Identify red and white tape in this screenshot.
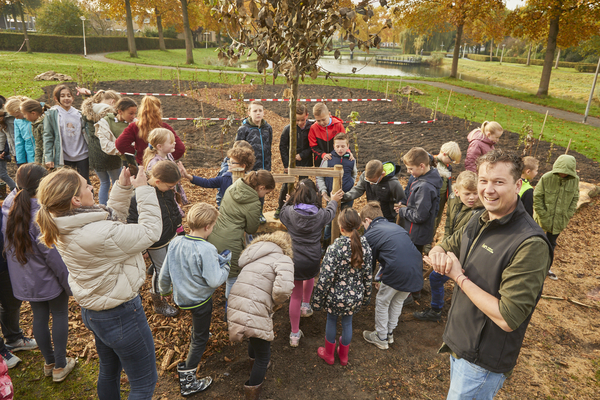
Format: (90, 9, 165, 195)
(162, 118, 437, 124)
(94, 91, 188, 97)
(232, 98, 391, 102)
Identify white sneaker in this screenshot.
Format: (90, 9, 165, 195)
(289, 330, 304, 347)
(363, 330, 389, 350)
(0, 348, 21, 368)
(387, 333, 394, 344)
(5, 337, 37, 352)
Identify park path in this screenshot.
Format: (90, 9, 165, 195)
(86, 53, 600, 128)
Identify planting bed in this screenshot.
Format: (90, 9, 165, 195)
(16, 80, 600, 399)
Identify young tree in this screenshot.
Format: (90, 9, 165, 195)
(36, 0, 85, 36)
(507, 0, 600, 97)
(180, 0, 194, 64)
(125, 0, 137, 57)
(210, 0, 389, 174)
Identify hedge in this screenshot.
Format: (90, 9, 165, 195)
(466, 53, 597, 71)
(0, 32, 185, 54)
(575, 64, 599, 73)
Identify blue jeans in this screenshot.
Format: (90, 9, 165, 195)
(325, 313, 353, 346)
(96, 167, 122, 205)
(81, 295, 157, 400)
(225, 276, 238, 299)
(447, 355, 507, 400)
(0, 160, 15, 190)
(430, 271, 450, 310)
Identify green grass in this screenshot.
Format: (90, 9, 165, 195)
(105, 48, 257, 71)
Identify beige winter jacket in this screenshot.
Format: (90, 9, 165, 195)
(54, 184, 162, 311)
(228, 232, 295, 342)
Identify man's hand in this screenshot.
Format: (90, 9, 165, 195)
(424, 250, 463, 281)
(322, 153, 332, 161)
(295, 154, 302, 161)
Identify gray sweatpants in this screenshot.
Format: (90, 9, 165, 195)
(375, 282, 410, 338)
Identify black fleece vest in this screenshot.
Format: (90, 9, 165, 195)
(365, 180, 395, 222)
(442, 201, 552, 373)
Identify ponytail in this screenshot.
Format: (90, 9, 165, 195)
(243, 170, 276, 191)
(338, 208, 364, 269)
(5, 164, 48, 264)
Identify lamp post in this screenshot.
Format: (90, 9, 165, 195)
(204, 32, 209, 49)
(463, 42, 467, 58)
(80, 16, 87, 57)
(500, 44, 506, 63)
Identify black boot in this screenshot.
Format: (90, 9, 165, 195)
(177, 362, 212, 396)
(244, 380, 263, 400)
(150, 293, 180, 317)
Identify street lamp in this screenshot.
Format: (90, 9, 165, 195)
(463, 42, 467, 58)
(500, 44, 506, 63)
(204, 32, 209, 49)
(80, 16, 87, 57)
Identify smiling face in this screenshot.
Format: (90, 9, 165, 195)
(118, 106, 137, 124)
(477, 161, 521, 220)
(249, 104, 264, 125)
(333, 138, 348, 157)
(58, 88, 74, 109)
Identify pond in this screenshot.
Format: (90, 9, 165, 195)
(316, 55, 451, 78)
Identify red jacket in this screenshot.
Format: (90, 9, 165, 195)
(308, 116, 345, 165)
(0, 358, 13, 400)
(115, 122, 185, 165)
(465, 128, 495, 172)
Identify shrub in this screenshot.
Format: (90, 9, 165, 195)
(36, 0, 86, 36)
(425, 53, 444, 67)
(583, 55, 599, 64)
(575, 64, 598, 72)
(565, 52, 583, 63)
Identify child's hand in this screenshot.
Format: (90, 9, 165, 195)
(322, 153, 332, 161)
(131, 168, 147, 188)
(285, 194, 290, 202)
(45, 161, 54, 169)
(177, 161, 193, 181)
(322, 191, 330, 202)
(295, 154, 302, 161)
(348, 152, 355, 161)
(394, 203, 406, 213)
(0, 152, 4, 160)
(76, 87, 92, 96)
(118, 166, 132, 186)
(331, 189, 344, 203)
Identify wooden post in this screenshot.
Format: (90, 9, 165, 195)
(444, 89, 453, 114)
(565, 138, 572, 154)
(385, 82, 389, 100)
(330, 165, 343, 241)
(231, 167, 245, 182)
(433, 96, 439, 120)
(534, 110, 549, 157)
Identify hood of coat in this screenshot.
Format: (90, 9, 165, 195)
(467, 128, 494, 146)
(81, 98, 115, 123)
(239, 231, 293, 267)
(551, 155, 577, 178)
(311, 115, 344, 135)
(228, 178, 260, 205)
(54, 208, 111, 236)
(416, 167, 443, 191)
(242, 117, 267, 128)
(381, 162, 401, 182)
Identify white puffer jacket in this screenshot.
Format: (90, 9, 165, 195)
(54, 183, 162, 311)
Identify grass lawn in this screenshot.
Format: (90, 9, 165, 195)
(1, 51, 598, 162)
(105, 48, 256, 71)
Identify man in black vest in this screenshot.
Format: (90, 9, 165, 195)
(426, 150, 552, 399)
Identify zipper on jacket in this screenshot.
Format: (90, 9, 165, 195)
(259, 126, 265, 170)
(473, 319, 487, 364)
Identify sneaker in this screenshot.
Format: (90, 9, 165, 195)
(387, 333, 394, 344)
(273, 208, 281, 219)
(6, 337, 38, 352)
(363, 330, 389, 350)
(53, 357, 77, 382)
(300, 303, 313, 317)
(548, 269, 558, 280)
(44, 363, 55, 377)
(0, 348, 21, 368)
(403, 294, 414, 306)
(289, 330, 304, 347)
(413, 307, 442, 322)
(259, 215, 267, 224)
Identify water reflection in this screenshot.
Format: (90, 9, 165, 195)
(316, 55, 450, 78)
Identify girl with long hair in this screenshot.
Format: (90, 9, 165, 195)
(20, 99, 51, 165)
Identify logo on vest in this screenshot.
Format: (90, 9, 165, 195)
(482, 243, 494, 254)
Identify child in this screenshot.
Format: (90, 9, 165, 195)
(227, 231, 294, 399)
(464, 121, 503, 172)
(208, 170, 276, 314)
(116, 96, 185, 165)
(81, 90, 123, 206)
(235, 101, 273, 171)
(214, 140, 254, 205)
(279, 179, 343, 347)
(43, 85, 90, 182)
(158, 203, 231, 396)
(178, 145, 255, 208)
(342, 159, 405, 223)
(433, 141, 462, 233)
(520, 156, 539, 217)
(275, 103, 314, 218)
(2, 164, 75, 382)
(20, 99, 51, 165)
(359, 202, 423, 349)
(0, 109, 16, 191)
(308, 102, 346, 166)
(397, 147, 442, 254)
(127, 160, 182, 317)
(533, 154, 579, 280)
(316, 133, 357, 203)
(5, 97, 33, 166)
(413, 171, 483, 322)
(312, 208, 373, 366)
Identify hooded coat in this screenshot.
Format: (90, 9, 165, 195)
(398, 168, 442, 246)
(465, 128, 495, 172)
(208, 178, 262, 278)
(279, 200, 337, 280)
(308, 115, 346, 166)
(81, 99, 122, 172)
(533, 155, 580, 235)
(235, 118, 273, 171)
(227, 233, 295, 342)
(42, 106, 87, 168)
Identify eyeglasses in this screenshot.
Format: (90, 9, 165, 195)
(367, 175, 383, 185)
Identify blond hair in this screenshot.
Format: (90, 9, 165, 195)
(522, 156, 539, 172)
(440, 141, 461, 163)
(136, 96, 163, 142)
(454, 171, 477, 191)
(187, 203, 219, 231)
(248, 101, 263, 112)
(91, 89, 121, 104)
(365, 160, 383, 180)
(5, 97, 29, 116)
(313, 102, 328, 117)
(481, 121, 503, 137)
(143, 128, 175, 168)
(36, 168, 83, 248)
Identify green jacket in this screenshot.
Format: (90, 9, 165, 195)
(208, 178, 262, 278)
(32, 115, 45, 164)
(533, 155, 579, 234)
(43, 107, 87, 167)
(443, 196, 484, 240)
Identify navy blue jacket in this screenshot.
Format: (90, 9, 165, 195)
(191, 172, 232, 208)
(398, 168, 442, 246)
(319, 151, 356, 194)
(235, 118, 273, 171)
(363, 217, 423, 292)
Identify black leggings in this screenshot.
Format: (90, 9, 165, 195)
(29, 290, 70, 368)
(248, 337, 271, 386)
(65, 158, 90, 185)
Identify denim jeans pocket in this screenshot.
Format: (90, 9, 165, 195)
(89, 316, 124, 346)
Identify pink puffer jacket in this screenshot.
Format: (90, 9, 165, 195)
(465, 128, 495, 172)
(0, 358, 14, 400)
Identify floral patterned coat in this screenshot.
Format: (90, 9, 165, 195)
(312, 235, 373, 316)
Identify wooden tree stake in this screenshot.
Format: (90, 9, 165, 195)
(565, 138, 572, 154)
(160, 349, 175, 376)
(385, 82, 389, 100)
(444, 89, 453, 114)
(534, 110, 549, 158)
(231, 167, 245, 182)
(433, 96, 439, 120)
(330, 164, 344, 241)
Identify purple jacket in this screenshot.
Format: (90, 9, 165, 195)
(1, 190, 71, 302)
(465, 128, 495, 172)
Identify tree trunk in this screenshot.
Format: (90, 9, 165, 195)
(450, 24, 463, 78)
(554, 48, 561, 69)
(537, 15, 559, 97)
(16, 3, 31, 53)
(490, 38, 493, 61)
(155, 8, 166, 51)
(287, 77, 299, 193)
(526, 43, 532, 66)
(180, 0, 194, 64)
(125, 0, 137, 57)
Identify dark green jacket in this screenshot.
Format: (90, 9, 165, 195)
(81, 99, 122, 172)
(443, 196, 484, 240)
(533, 155, 579, 234)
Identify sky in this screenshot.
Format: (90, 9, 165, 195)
(505, 0, 527, 10)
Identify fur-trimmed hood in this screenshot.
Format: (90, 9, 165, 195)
(239, 231, 293, 267)
(81, 97, 115, 123)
